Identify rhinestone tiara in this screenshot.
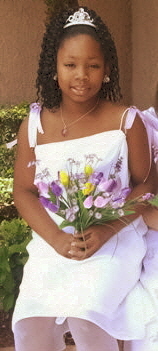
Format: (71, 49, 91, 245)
(64, 8, 96, 29)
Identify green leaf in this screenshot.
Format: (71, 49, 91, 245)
(2, 273, 15, 293)
(15, 256, 28, 266)
(0, 271, 8, 285)
(48, 190, 56, 203)
(0, 247, 11, 273)
(8, 237, 30, 256)
(59, 220, 75, 230)
(0, 286, 5, 298)
(59, 201, 67, 210)
(0, 217, 31, 312)
(149, 195, 158, 207)
(3, 293, 15, 311)
(76, 191, 89, 230)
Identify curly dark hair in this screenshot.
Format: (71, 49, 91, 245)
(36, 6, 122, 109)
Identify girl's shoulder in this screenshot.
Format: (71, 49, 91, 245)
(100, 101, 130, 131)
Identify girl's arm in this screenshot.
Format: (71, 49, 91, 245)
(70, 115, 158, 259)
(143, 208, 158, 230)
(13, 118, 73, 257)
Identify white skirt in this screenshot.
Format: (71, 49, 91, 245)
(12, 216, 158, 340)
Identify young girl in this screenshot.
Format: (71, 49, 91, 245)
(12, 6, 158, 351)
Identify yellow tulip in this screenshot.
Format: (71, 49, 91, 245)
(59, 171, 69, 187)
(84, 165, 93, 176)
(82, 182, 95, 195)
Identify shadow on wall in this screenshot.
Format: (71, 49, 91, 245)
(155, 83, 158, 113)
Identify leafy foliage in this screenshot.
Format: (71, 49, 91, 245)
(0, 102, 29, 145)
(0, 103, 29, 221)
(0, 178, 13, 206)
(0, 218, 32, 312)
(0, 102, 29, 178)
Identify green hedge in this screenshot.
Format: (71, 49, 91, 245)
(0, 103, 29, 221)
(0, 102, 29, 178)
(0, 103, 32, 313)
(0, 218, 32, 311)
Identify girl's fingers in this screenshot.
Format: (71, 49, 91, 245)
(71, 240, 88, 250)
(73, 232, 91, 241)
(69, 248, 87, 260)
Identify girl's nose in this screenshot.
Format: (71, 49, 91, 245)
(75, 66, 89, 81)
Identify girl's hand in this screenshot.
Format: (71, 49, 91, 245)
(68, 225, 115, 260)
(53, 230, 74, 259)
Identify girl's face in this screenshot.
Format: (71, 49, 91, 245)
(57, 34, 106, 103)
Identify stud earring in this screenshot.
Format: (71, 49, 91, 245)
(103, 75, 110, 83)
(53, 73, 58, 81)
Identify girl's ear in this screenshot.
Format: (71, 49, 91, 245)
(104, 64, 110, 77)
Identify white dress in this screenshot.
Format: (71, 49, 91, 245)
(12, 103, 158, 342)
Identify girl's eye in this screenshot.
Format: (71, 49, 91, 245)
(90, 64, 100, 68)
(64, 63, 75, 68)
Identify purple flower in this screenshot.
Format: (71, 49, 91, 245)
(83, 195, 93, 209)
(112, 176, 122, 194)
(94, 196, 110, 208)
(90, 172, 103, 185)
(120, 187, 131, 199)
(98, 178, 117, 192)
(35, 181, 50, 197)
(39, 196, 59, 213)
(66, 208, 76, 222)
(111, 198, 125, 209)
(141, 193, 154, 201)
(50, 181, 63, 196)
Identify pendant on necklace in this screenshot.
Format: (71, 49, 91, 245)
(61, 127, 68, 137)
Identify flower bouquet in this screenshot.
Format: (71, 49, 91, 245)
(31, 154, 158, 234)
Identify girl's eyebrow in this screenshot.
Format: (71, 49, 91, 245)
(64, 55, 102, 60)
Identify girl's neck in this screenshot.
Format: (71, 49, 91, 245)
(61, 96, 100, 121)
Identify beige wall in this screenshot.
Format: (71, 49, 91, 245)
(1, 0, 158, 108)
(0, 0, 46, 104)
(132, 0, 158, 109)
(0, 0, 132, 105)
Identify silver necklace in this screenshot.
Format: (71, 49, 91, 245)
(60, 98, 99, 137)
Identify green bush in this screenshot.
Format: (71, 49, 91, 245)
(0, 218, 32, 312)
(0, 178, 18, 222)
(0, 178, 13, 205)
(0, 102, 29, 178)
(0, 104, 31, 312)
(0, 102, 29, 221)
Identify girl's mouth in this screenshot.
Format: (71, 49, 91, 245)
(71, 86, 90, 95)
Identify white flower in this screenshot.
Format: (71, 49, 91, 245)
(73, 205, 79, 213)
(69, 214, 76, 222)
(60, 210, 66, 215)
(72, 198, 77, 205)
(72, 185, 78, 193)
(89, 210, 94, 217)
(94, 212, 102, 219)
(118, 209, 124, 217)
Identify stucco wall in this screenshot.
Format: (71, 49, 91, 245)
(132, 0, 158, 109)
(1, 1, 158, 108)
(0, 0, 46, 104)
(0, 0, 132, 105)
